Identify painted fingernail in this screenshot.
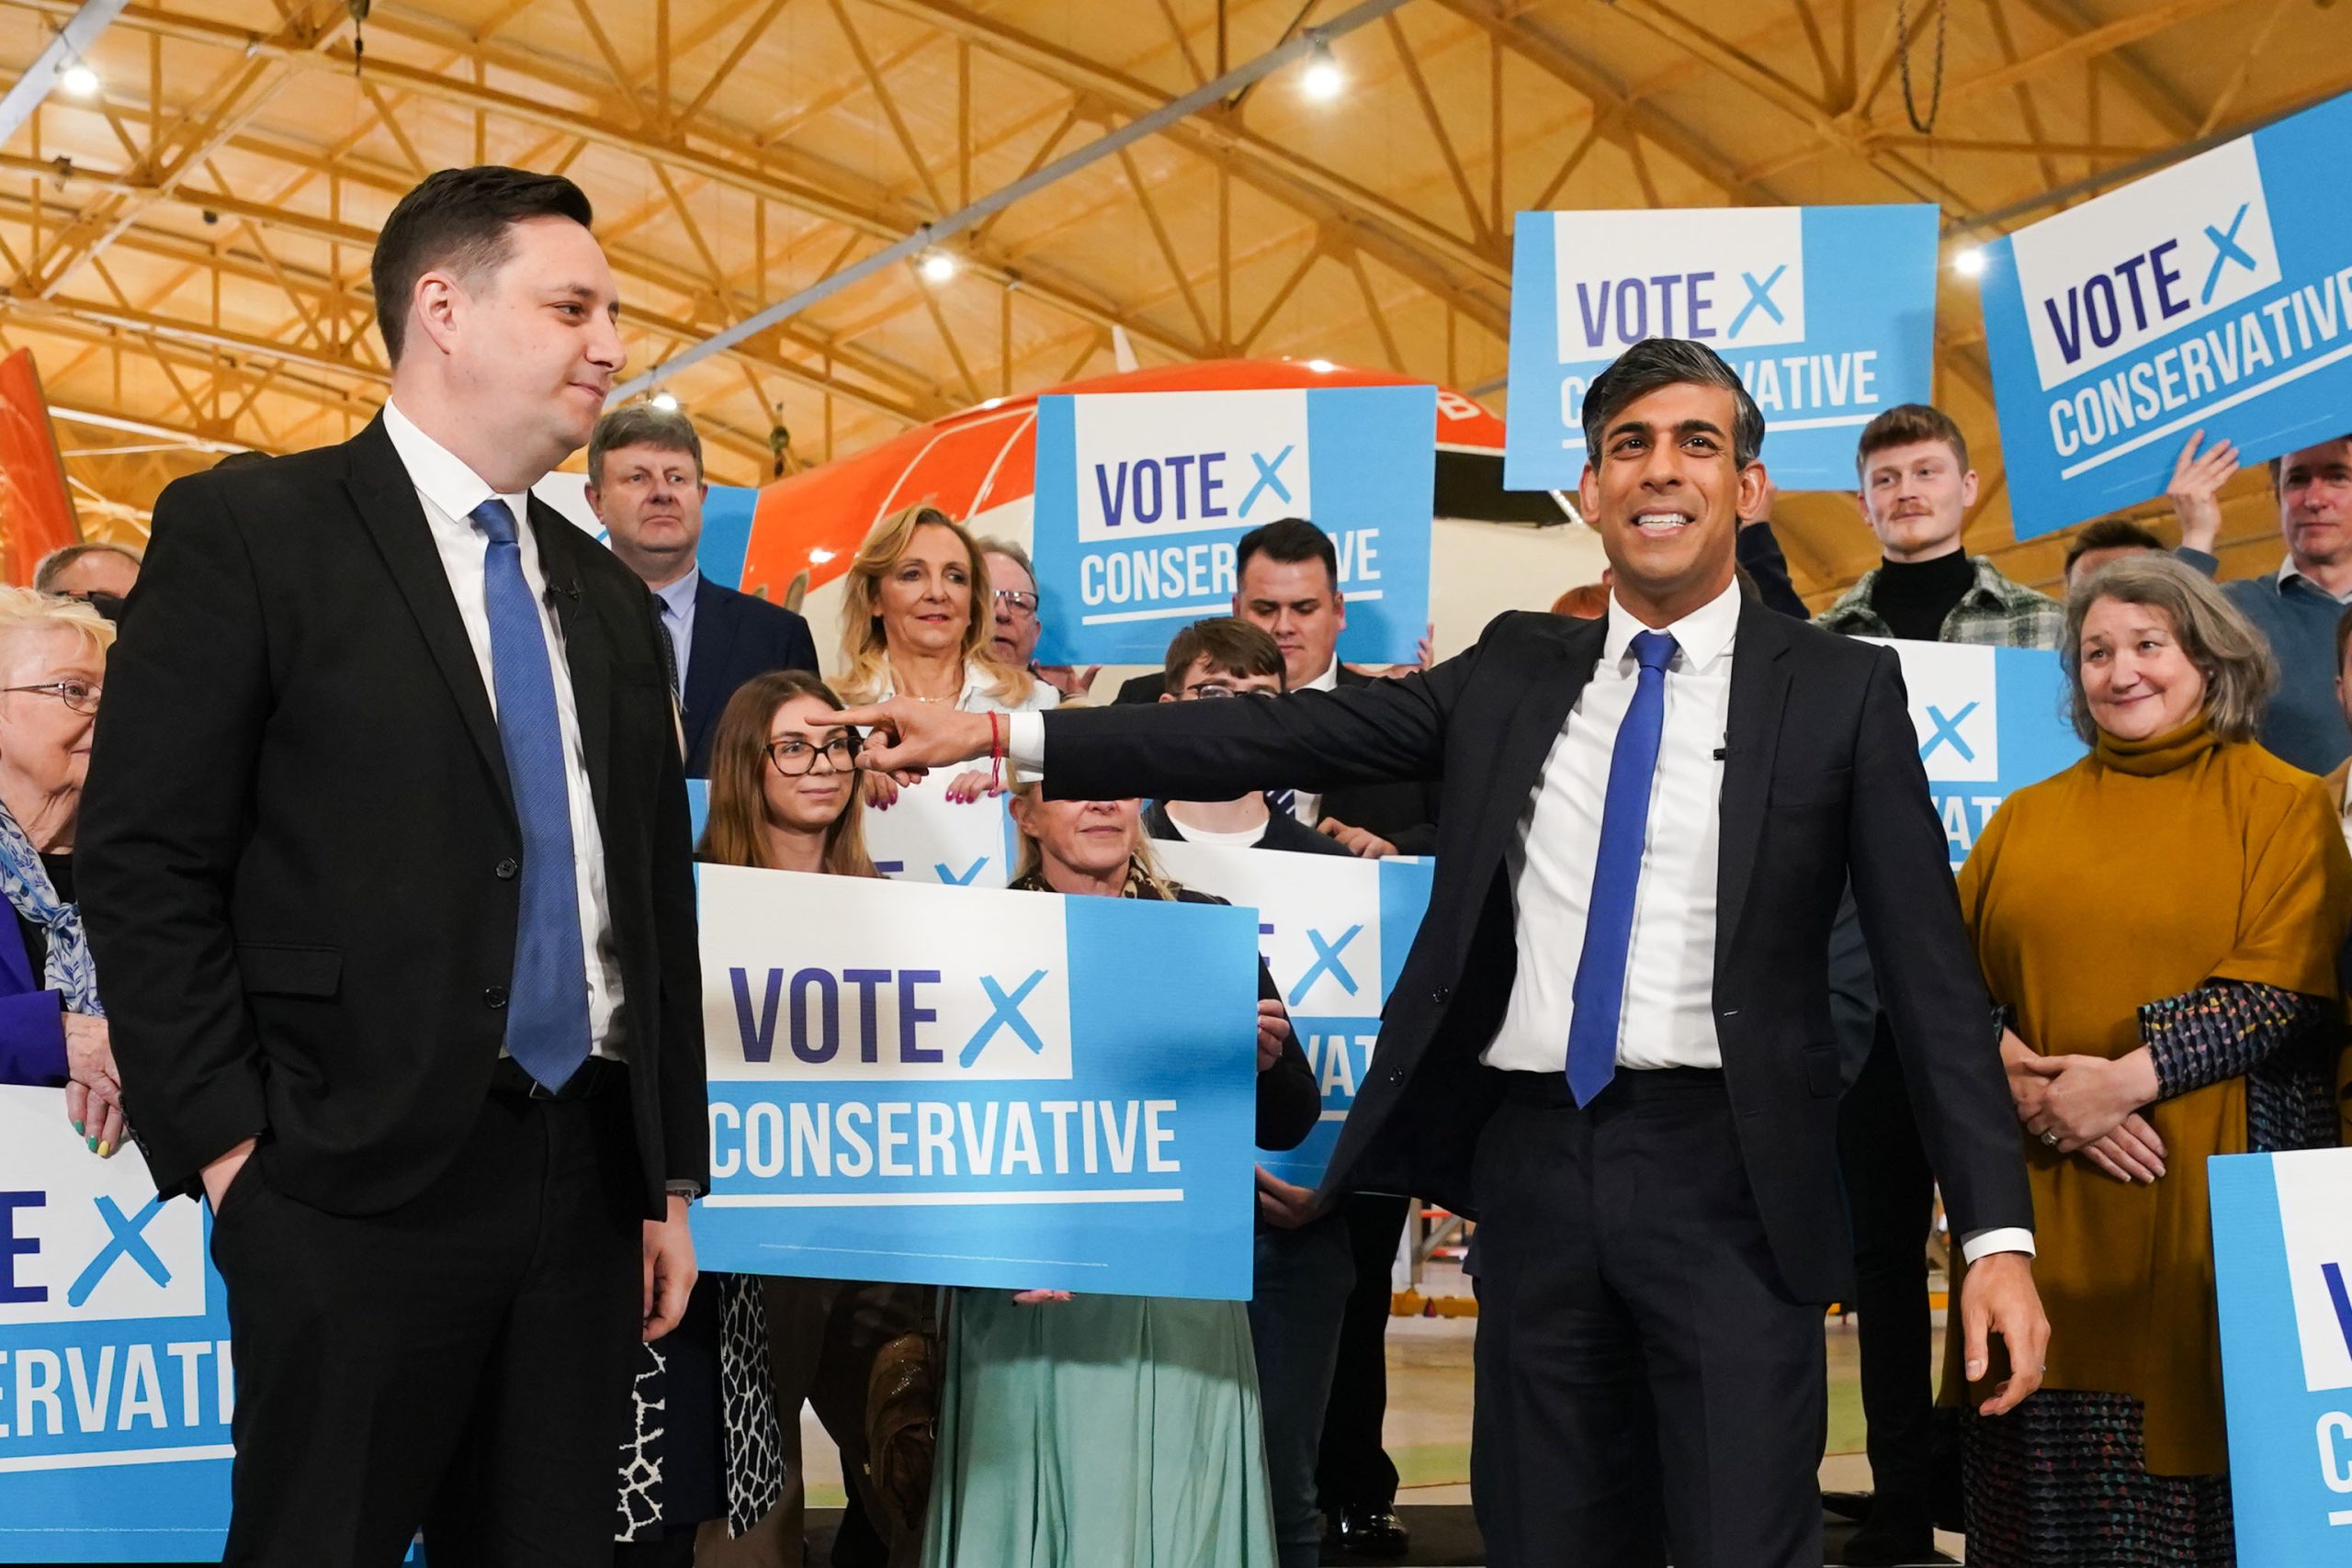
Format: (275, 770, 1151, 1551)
(98, 1142, 112, 1158)
(86, 1135, 99, 1152)
(72, 1119, 84, 1134)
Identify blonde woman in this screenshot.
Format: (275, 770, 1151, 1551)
(836, 506, 1055, 807)
(921, 789, 1316, 1568)
(0, 588, 125, 1159)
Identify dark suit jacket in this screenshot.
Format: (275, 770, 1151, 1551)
(79, 417, 706, 1217)
(679, 575, 818, 778)
(1116, 666, 1442, 854)
(1044, 599, 2031, 1301)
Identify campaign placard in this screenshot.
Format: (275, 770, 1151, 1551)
(1876, 642, 2084, 869)
(0, 1088, 233, 1563)
(1504, 205, 1939, 491)
(691, 866, 1265, 1300)
(1149, 840, 1432, 1190)
(2210, 1148, 2352, 1562)
(1981, 90, 2352, 536)
(1029, 386, 1434, 666)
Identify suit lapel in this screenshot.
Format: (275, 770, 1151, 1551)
(532, 499, 615, 819)
(342, 418, 514, 815)
(680, 575, 737, 759)
(1714, 598, 1793, 969)
(1477, 615, 1608, 852)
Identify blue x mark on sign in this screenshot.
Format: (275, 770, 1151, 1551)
(2201, 203, 2256, 305)
(68, 1194, 170, 1308)
(1288, 925, 1363, 1007)
(1239, 445, 1295, 517)
(959, 969, 1049, 1067)
(1727, 265, 1789, 339)
(1919, 701, 1980, 764)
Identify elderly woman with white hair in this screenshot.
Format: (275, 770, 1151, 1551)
(0, 586, 126, 1156)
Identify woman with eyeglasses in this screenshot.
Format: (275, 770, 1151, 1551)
(616, 669, 935, 1568)
(837, 507, 1055, 810)
(0, 587, 127, 1161)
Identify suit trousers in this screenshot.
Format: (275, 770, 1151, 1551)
(1248, 1213, 1357, 1568)
(1313, 1191, 1410, 1513)
(209, 1074, 643, 1568)
(1836, 1019, 1949, 1511)
(1468, 1068, 1825, 1568)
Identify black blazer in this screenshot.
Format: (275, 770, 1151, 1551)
(679, 575, 819, 778)
(79, 417, 706, 1218)
(1043, 599, 2031, 1302)
(1115, 666, 1442, 854)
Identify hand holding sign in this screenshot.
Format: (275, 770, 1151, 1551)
(2165, 428, 2241, 552)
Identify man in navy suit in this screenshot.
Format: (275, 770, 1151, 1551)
(586, 405, 818, 775)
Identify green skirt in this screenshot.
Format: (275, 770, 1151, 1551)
(921, 1290, 1279, 1568)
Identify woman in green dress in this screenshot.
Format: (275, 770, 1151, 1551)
(921, 792, 1319, 1568)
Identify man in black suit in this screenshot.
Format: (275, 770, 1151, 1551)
(842, 338, 2050, 1568)
(585, 404, 818, 777)
(79, 167, 706, 1568)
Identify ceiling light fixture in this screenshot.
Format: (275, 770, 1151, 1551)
(1301, 37, 1343, 102)
(1953, 245, 1986, 277)
(650, 390, 680, 412)
(920, 251, 958, 285)
(59, 62, 98, 96)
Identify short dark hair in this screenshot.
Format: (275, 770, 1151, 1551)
(372, 166, 595, 366)
(2063, 517, 2164, 579)
(1234, 517, 1338, 592)
(1162, 616, 1287, 694)
(588, 404, 705, 489)
(2270, 434, 2352, 491)
(1581, 338, 1765, 469)
(1856, 403, 1969, 476)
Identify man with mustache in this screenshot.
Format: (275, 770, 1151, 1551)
(839, 339, 2047, 1568)
(80, 166, 707, 1567)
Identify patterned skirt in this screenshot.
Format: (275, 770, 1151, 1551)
(1961, 1389, 2233, 1567)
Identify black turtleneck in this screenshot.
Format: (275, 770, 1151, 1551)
(1866, 549, 1975, 642)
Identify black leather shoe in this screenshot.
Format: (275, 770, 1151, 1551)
(1329, 1506, 1410, 1558)
(1840, 1496, 1937, 1565)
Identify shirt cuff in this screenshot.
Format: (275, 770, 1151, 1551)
(1958, 1226, 2035, 1264)
(664, 1180, 702, 1202)
(1008, 712, 1047, 773)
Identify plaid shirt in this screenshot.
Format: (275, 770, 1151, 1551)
(1814, 555, 2064, 650)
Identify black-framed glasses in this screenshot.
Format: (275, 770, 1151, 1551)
(992, 588, 1040, 616)
(2, 679, 100, 715)
(1182, 682, 1279, 700)
(765, 735, 856, 775)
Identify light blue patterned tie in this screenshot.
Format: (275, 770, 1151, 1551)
(474, 499, 592, 1091)
(1564, 629, 1678, 1107)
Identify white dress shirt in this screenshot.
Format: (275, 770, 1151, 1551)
(1007, 589, 2030, 1259)
(1482, 583, 1736, 1075)
(651, 570, 699, 695)
(381, 400, 628, 1061)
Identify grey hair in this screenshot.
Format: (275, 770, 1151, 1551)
(33, 542, 141, 592)
(975, 536, 1035, 585)
(2063, 553, 2276, 745)
(587, 404, 705, 490)
(1581, 337, 1767, 469)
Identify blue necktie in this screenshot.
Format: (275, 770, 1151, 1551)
(1565, 629, 1678, 1108)
(1266, 787, 1298, 821)
(474, 499, 593, 1092)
